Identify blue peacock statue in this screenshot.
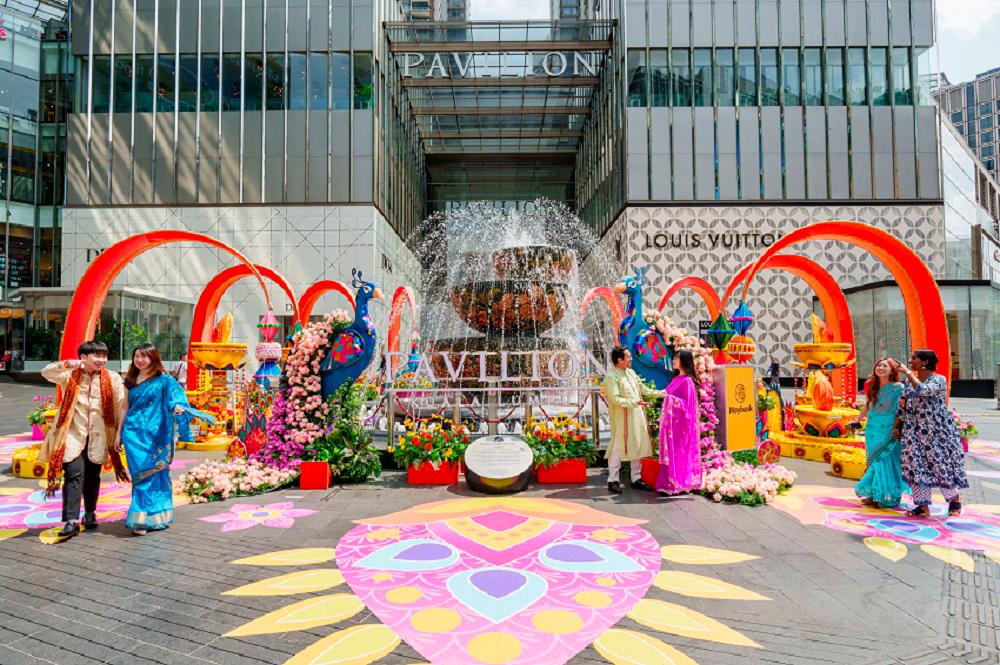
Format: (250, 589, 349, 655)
(320, 269, 384, 399)
(614, 267, 675, 390)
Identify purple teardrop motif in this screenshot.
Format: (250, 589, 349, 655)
(546, 543, 604, 563)
(394, 542, 453, 561)
(469, 569, 528, 599)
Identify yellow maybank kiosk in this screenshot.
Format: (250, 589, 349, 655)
(712, 364, 757, 452)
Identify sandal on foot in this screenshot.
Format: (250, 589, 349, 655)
(131, 528, 147, 536)
(907, 505, 930, 517)
(948, 500, 962, 516)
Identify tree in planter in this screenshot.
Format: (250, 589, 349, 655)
(306, 382, 382, 482)
(94, 319, 150, 360)
(523, 417, 597, 468)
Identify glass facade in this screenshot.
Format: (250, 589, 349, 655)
(936, 68, 1000, 186)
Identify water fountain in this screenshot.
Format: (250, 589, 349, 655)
(400, 200, 621, 425)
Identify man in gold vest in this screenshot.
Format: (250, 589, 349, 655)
(40, 340, 128, 540)
(603, 346, 664, 494)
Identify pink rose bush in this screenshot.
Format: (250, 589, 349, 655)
(252, 310, 352, 469)
(178, 458, 298, 503)
(647, 314, 724, 469)
(702, 462, 796, 506)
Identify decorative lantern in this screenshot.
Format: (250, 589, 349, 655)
(725, 334, 756, 364)
(729, 301, 755, 336)
(706, 312, 736, 353)
(259, 309, 281, 343)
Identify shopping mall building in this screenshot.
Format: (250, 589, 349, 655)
(2, 0, 1000, 393)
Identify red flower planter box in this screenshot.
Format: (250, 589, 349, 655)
(640, 456, 660, 489)
(535, 458, 587, 484)
(408, 461, 460, 485)
(299, 461, 332, 490)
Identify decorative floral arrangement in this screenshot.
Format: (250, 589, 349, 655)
(27, 395, 55, 426)
(253, 310, 352, 469)
(950, 408, 978, 442)
(757, 391, 777, 412)
(392, 371, 434, 391)
(307, 383, 382, 482)
(701, 462, 797, 506)
(178, 458, 298, 503)
(523, 416, 597, 467)
(392, 416, 471, 469)
(642, 313, 723, 469)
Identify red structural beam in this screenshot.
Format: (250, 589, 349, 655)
(580, 286, 626, 332)
(298, 280, 357, 321)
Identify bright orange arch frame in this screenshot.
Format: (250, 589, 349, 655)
(298, 280, 356, 321)
(657, 277, 722, 320)
(724, 254, 857, 401)
(187, 264, 301, 390)
(387, 286, 418, 372)
(60, 231, 271, 361)
(580, 286, 626, 332)
(740, 221, 951, 389)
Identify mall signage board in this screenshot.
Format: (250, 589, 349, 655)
(400, 51, 601, 79)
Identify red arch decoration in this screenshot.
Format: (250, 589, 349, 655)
(298, 280, 356, 321)
(387, 286, 418, 374)
(60, 231, 270, 361)
(723, 254, 857, 401)
(580, 286, 625, 332)
(187, 264, 300, 389)
(657, 277, 722, 320)
(740, 221, 950, 389)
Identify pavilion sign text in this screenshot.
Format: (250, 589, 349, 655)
(400, 51, 600, 79)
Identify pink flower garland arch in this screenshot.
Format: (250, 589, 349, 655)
(252, 310, 352, 469)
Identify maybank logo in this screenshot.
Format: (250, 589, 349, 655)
(735, 383, 747, 403)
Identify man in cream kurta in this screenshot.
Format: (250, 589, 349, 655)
(603, 346, 664, 494)
(41, 341, 127, 536)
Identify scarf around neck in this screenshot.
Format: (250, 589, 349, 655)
(46, 367, 129, 497)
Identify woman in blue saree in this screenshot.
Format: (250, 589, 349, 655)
(116, 344, 209, 535)
(851, 358, 908, 508)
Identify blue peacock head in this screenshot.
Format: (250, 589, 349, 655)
(351, 269, 384, 310)
(613, 267, 647, 297)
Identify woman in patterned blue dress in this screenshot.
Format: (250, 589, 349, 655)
(891, 350, 968, 517)
(851, 358, 908, 508)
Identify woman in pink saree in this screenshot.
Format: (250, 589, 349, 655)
(656, 349, 703, 495)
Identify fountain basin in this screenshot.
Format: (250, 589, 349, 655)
(450, 280, 567, 336)
(492, 245, 575, 282)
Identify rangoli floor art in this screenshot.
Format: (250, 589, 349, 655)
(220, 497, 771, 665)
(200, 500, 317, 532)
(773, 485, 1000, 571)
(967, 439, 1000, 465)
(0, 459, 195, 539)
(0, 433, 34, 465)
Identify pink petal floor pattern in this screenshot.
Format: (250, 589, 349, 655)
(0, 434, 35, 465)
(967, 439, 1000, 465)
(0, 459, 196, 530)
(199, 501, 317, 532)
(335, 498, 661, 665)
(772, 485, 1000, 551)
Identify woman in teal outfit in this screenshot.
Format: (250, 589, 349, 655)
(852, 358, 908, 507)
(116, 344, 211, 535)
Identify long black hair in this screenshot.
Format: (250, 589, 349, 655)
(676, 349, 698, 381)
(125, 343, 165, 388)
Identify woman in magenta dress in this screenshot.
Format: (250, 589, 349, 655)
(656, 349, 703, 495)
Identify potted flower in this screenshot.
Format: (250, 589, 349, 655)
(391, 371, 434, 399)
(27, 395, 56, 440)
(524, 417, 596, 483)
(950, 408, 977, 452)
(302, 384, 382, 488)
(393, 417, 471, 485)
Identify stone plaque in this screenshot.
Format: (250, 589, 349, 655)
(464, 435, 534, 494)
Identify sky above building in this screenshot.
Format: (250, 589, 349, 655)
(936, 0, 1000, 84)
(470, 0, 1000, 86)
